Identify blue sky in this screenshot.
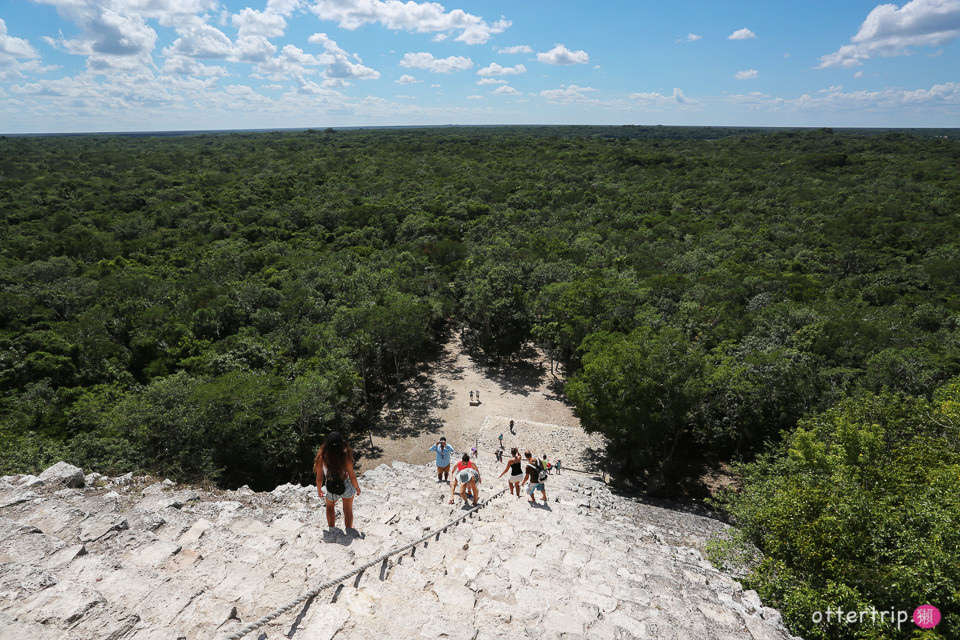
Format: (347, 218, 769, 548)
(0, 0, 958, 133)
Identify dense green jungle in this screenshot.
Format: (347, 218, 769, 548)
(1, 126, 959, 639)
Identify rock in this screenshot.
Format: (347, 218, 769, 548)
(0, 462, 799, 640)
(78, 515, 128, 543)
(84, 473, 104, 486)
(0, 490, 39, 509)
(108, 472, 133, 487)
(38, 462, 85, 488)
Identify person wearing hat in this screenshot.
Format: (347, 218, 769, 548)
(429, 436, 456, 483)
(450, 453, 481, 506)
(314, 431, 361, 530)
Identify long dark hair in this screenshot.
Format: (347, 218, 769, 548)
(314, 432, 353, 480)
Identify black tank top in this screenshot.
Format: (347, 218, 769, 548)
(510, 460, 522, 475)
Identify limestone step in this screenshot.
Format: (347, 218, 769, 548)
(0, 462, 797, 640)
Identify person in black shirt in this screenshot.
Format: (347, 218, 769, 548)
(498, 447, 524, 497)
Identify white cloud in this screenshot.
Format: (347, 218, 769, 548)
(43, 8, 158, 72)
(0, 20, 54, 81)
(477, 62, 526, 76)
(676, 33, 701, 43)
(266, 0, 306, 17)
(163, 24, 232, 59)
(735, 69, 758, 79)
(537, 44, 589, 65)
(400, 51, 472, 73)
(476, 77, 506, 85)
(538, 84, 597, 104)
(726, 81, 960, 111)
(396, 73, 419, 84)
(232, 8, 286, 38)
(162, 55, 229, 76)
(0, 19, 39, 60)
(0, 19, 55, 82)
(253, 44, 322, 80)
(728, 28, 757, 40)
(497, 44, 532, 54)
(629, 87, 697, 108)
(35, 0, 218, 31)
(309, 32, 380, 81)
(466, 94, 484, 100)
(819, 0, 960, 68)
(234, 36, 278, 62)
(854, 70, 864, 78)
(309, 0, 510, 45)
(493, 84, 519, 95)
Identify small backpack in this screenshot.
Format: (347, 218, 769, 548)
(325, 476, 346, 495)
(537, 460, 548, 483)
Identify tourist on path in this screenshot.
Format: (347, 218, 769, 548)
(429, 437, 456, 483)
(499, 433, 503, 448)
(521, 451, 547, 504)
(314, 431, 361, 529)
(451, 453, 481, 506)
(499, 448, 524, 498)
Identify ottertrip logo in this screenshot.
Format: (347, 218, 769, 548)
(811, 605, 941, 630)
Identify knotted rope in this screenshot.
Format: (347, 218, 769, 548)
(221, 487, 508, 640)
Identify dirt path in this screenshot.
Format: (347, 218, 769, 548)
(355, 334, 605, 475)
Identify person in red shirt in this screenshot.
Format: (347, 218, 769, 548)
(449, 453, 481, 506)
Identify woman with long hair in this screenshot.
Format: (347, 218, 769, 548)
(314, 431, 361, 529)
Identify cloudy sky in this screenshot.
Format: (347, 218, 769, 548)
(0, 0, 958, 133)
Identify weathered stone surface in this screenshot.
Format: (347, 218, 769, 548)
(0, 490, 39, 509)
(0, 460, 802, 640)
(16, 579, 105, 625)
(38, 462, 85, 488)
(78, 514, 128, 543)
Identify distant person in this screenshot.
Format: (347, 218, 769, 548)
(509, 420, 515, 435)
(471, 446, 478, 459)
(314, 431, 361, 530)
(470, 391, 474, 403)
(555, 460, 561, 475)
(475, 390, 480, 402)
(429, 437, 456, 483)
(542, 454, 551, 474)
(498, 447, 524, 498)
(495, 448, 503, 463)
(522, 451, 547, 504)
(499, 433, 503, 448)
(452, 453, 480, 506)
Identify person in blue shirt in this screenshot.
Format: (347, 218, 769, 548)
(429, 437, 456, 483)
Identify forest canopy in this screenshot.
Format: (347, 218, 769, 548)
(1, 126, 959, 490)
(4, 125, 958, 640)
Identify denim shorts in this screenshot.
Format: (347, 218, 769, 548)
(526, 482, 544, 494)
(325, 482, 356, 502)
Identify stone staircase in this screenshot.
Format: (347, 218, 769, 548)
(0, 461, 799, 640)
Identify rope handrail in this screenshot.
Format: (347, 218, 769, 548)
(221, 487, 508, 640)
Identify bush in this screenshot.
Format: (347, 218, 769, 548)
(719, 382, 960, 639)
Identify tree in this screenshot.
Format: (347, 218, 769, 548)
(566, 327, 705, 491)
(717, 382, 960, 640)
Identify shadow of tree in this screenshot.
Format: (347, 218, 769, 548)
(464, 344, 546, 398)
(569, 442, 730, 524)
(543, 376, 574, 405)
(369, 372, 451, 441)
